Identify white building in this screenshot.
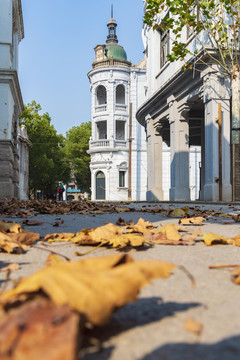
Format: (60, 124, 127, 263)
(136, 1, 232, 202)
(0, 0, 29, 199)
(88, 14, 147, 201)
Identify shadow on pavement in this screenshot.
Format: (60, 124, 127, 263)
(82, 297, 201, 359)
(139, 335, 240, 360)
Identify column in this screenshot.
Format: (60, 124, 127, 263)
(169, 99, 191, 201)
(146, 116, 164, 200)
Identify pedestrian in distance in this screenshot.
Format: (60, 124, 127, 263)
(58, 182, 65, 201)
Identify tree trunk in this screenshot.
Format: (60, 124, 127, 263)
(231, 67, 240, 200)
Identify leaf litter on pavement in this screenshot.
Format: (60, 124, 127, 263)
(1, 201, 240, 358)
(0, 254, 176, 359)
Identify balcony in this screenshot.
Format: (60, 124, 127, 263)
(115, 104, 127, 112)
(95, 105, 107, 113)
(89, 138, 127, 153)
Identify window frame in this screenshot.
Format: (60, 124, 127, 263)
(159, 26, 170, 68)
(119, 170, 126, 188)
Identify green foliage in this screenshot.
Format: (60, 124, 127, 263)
(144, 0, 240, 77)
(64, 122, 91, 193)
(20, 101, 71, 197)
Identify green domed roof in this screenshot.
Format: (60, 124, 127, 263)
(105, 44, 127, 61)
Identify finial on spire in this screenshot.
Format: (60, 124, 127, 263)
(111, 4, 113, 19)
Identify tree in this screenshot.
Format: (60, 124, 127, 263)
(64, 122, 91, 193)
(20, 101, 71, 198)
(144, 0, 240, 199)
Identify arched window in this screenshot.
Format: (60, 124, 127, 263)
(116, 85, 125, 104)
(96, 171, 105, 200)
(96, 85, 107, 106)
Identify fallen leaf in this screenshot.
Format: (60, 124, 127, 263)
(44, 233, 75, 242)
(0, 232, 26, 254)
(182, 228, 201, 242)
(184, 318, 203, 335)
(201, 233, 233, 246)
(21, 220, 43, 226)
(0, 221, 21, 234)
(0, 296, 83, 360)
(231, 267, 240, 284)
(168, 207, 189, 218)
(0, 254, 175, 325)
(232, 214, 240, 222)
(127, 218, 156, 234)
(160, 224, 182, 241)
(0, 263, 19, 272)
(179, 217, 206, 225)
(7, 232, 40, 245)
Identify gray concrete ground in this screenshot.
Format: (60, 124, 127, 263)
(1, 202, 240, 359)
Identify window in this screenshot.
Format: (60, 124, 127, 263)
(160, 28, 170, 68)
(116, 120, 125, 140)
(96, 121, 107, 139)
(119, 171, 126, 187)
(116, 85, 125, 104)
(96, 85, 107, 105)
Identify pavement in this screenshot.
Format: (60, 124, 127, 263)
(1, 201, 240, 360)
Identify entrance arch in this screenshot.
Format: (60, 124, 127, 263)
(96, 171, 106, 200)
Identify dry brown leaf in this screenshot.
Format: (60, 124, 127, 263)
(21, 219, 43, 226)
(0, 254, 175, 325)
(179, 217, 206, 225)
(232, 214, 240, 222)
(184, 318, 203, 336)
(7, 232, 40, 245)
(0, 296, 83, 360)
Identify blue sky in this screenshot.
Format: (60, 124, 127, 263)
(19, 0, 145, 136)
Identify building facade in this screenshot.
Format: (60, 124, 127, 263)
(136, 2, 232, 202)
(0, 0, 29, 199)
(88, 15, 147, 201)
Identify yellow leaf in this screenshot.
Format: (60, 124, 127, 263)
(127, 218, 154, 234)
(179, 217, 206, 225)
(44, 233, 75, 242)
(161, 224, 182, 241)
(0, 221, 22, 233)
(0, 254, 175, 325)
(0, 232, 26, 253)
(231, 266, 240, 284)
(201, 233, 233, 246)
(184, 318, 203, 336)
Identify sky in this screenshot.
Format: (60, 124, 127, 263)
(19, 0, 145, 136)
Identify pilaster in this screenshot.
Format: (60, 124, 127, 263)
(146, 115, 164, 200)
(169, 99, 191, 201)
(203, 74, 232, 201)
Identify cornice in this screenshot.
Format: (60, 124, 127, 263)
(0, 69, 24, 111)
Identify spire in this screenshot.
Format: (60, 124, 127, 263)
(106, 5, 118, 44)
